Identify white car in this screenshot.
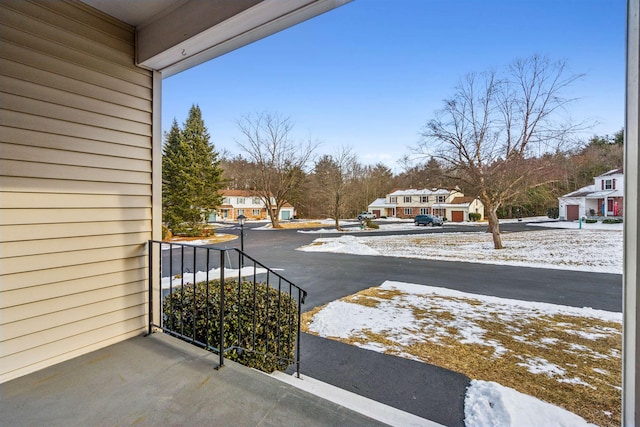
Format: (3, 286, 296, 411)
(357, 212, 376, 220)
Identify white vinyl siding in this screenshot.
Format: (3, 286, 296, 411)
(0, 1, 152, 383)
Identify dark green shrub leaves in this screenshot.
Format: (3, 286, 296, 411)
(163, 280, 299, 373)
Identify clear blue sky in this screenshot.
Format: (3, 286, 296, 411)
(162, 0, 626, 172)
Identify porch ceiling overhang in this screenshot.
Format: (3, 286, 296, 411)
(81, 0, 351, 77)
(585, 190, 616, 199)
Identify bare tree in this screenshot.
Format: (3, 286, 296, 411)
(236, 112, 317, 228)
(418, 55, 586, 249)
(314, 147, 358, 230)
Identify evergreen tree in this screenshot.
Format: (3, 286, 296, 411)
(162, 105, 224, 235)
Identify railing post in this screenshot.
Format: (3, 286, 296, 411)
(148, 240, 153, 336)
(296, 290, 302, 378)
(217, 249, 225, 369)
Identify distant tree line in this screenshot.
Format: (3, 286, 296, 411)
(162, 105, 621, 236)
(220, 128, 622, 221)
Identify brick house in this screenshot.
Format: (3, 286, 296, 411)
(368, 188, 484, 222)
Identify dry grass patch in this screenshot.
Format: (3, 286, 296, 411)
(303, 286, 621, 427)
(345, 287, 404, 304)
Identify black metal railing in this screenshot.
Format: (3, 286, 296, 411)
(147, 240, 307, 376)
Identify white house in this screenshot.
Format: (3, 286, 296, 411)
(212, 190, 295, 222)
(558, 168, 624, 220)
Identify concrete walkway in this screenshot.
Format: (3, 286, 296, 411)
(0, 333, 391, 427)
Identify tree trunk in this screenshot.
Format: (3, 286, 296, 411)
(334, 195, 342, 231)
(267, 205, 280, 228)
(487, 208, 503, 249)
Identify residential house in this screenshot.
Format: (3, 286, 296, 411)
(558, 168, 624, 220)
(368, 188, 485, 222)
(0, 0, 348, 384)
(213, 190, 295, 222)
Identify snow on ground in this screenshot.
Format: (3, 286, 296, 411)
(465, 380, 597, 427)
(298, 228, 623, 274)
(161, 266, 268, 289)
(162, 239, 213, 249)
(307, 281, 614, 427)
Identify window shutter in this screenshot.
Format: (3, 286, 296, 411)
(613, 179, 617, 189)
(601, 180, 604, 190)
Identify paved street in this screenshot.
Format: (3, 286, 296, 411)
(194, 220, 622, 312)
(161, 220, 622, 425)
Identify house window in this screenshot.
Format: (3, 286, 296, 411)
(404, 196, 411, 203)
(237, 197, 245, 204)
(390, 196, 397, 203)
(252, 197, 261, 204)
(237, 209, 244, 216)
(420, 208, 429, 215)
(252, 209, 261, 216)
(438, 195, 446, 203)
(421, 196, 428, 203)
(602, 179, 618, 190)
(224, 197, 230, 204)
(404, 208, 412, 215)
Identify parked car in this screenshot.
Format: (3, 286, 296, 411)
(357, 211, 376, 220)
(414, 214, 443, 226)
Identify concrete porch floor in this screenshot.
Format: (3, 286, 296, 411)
(0, 333, 389, 427)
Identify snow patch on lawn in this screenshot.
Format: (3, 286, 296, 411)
(298, 229, 622, 274)
(306, 281, 618, 427)
(465, 380, 597, 427)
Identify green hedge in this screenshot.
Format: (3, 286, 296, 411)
(469, 213, 482, 222)
(163, 280, 299, 373)
(365, 218, 379, 229)
(602, 218, 623, 224)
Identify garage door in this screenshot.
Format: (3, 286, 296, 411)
(451, 211, 464, 222)
(566, 205, 579, 221)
